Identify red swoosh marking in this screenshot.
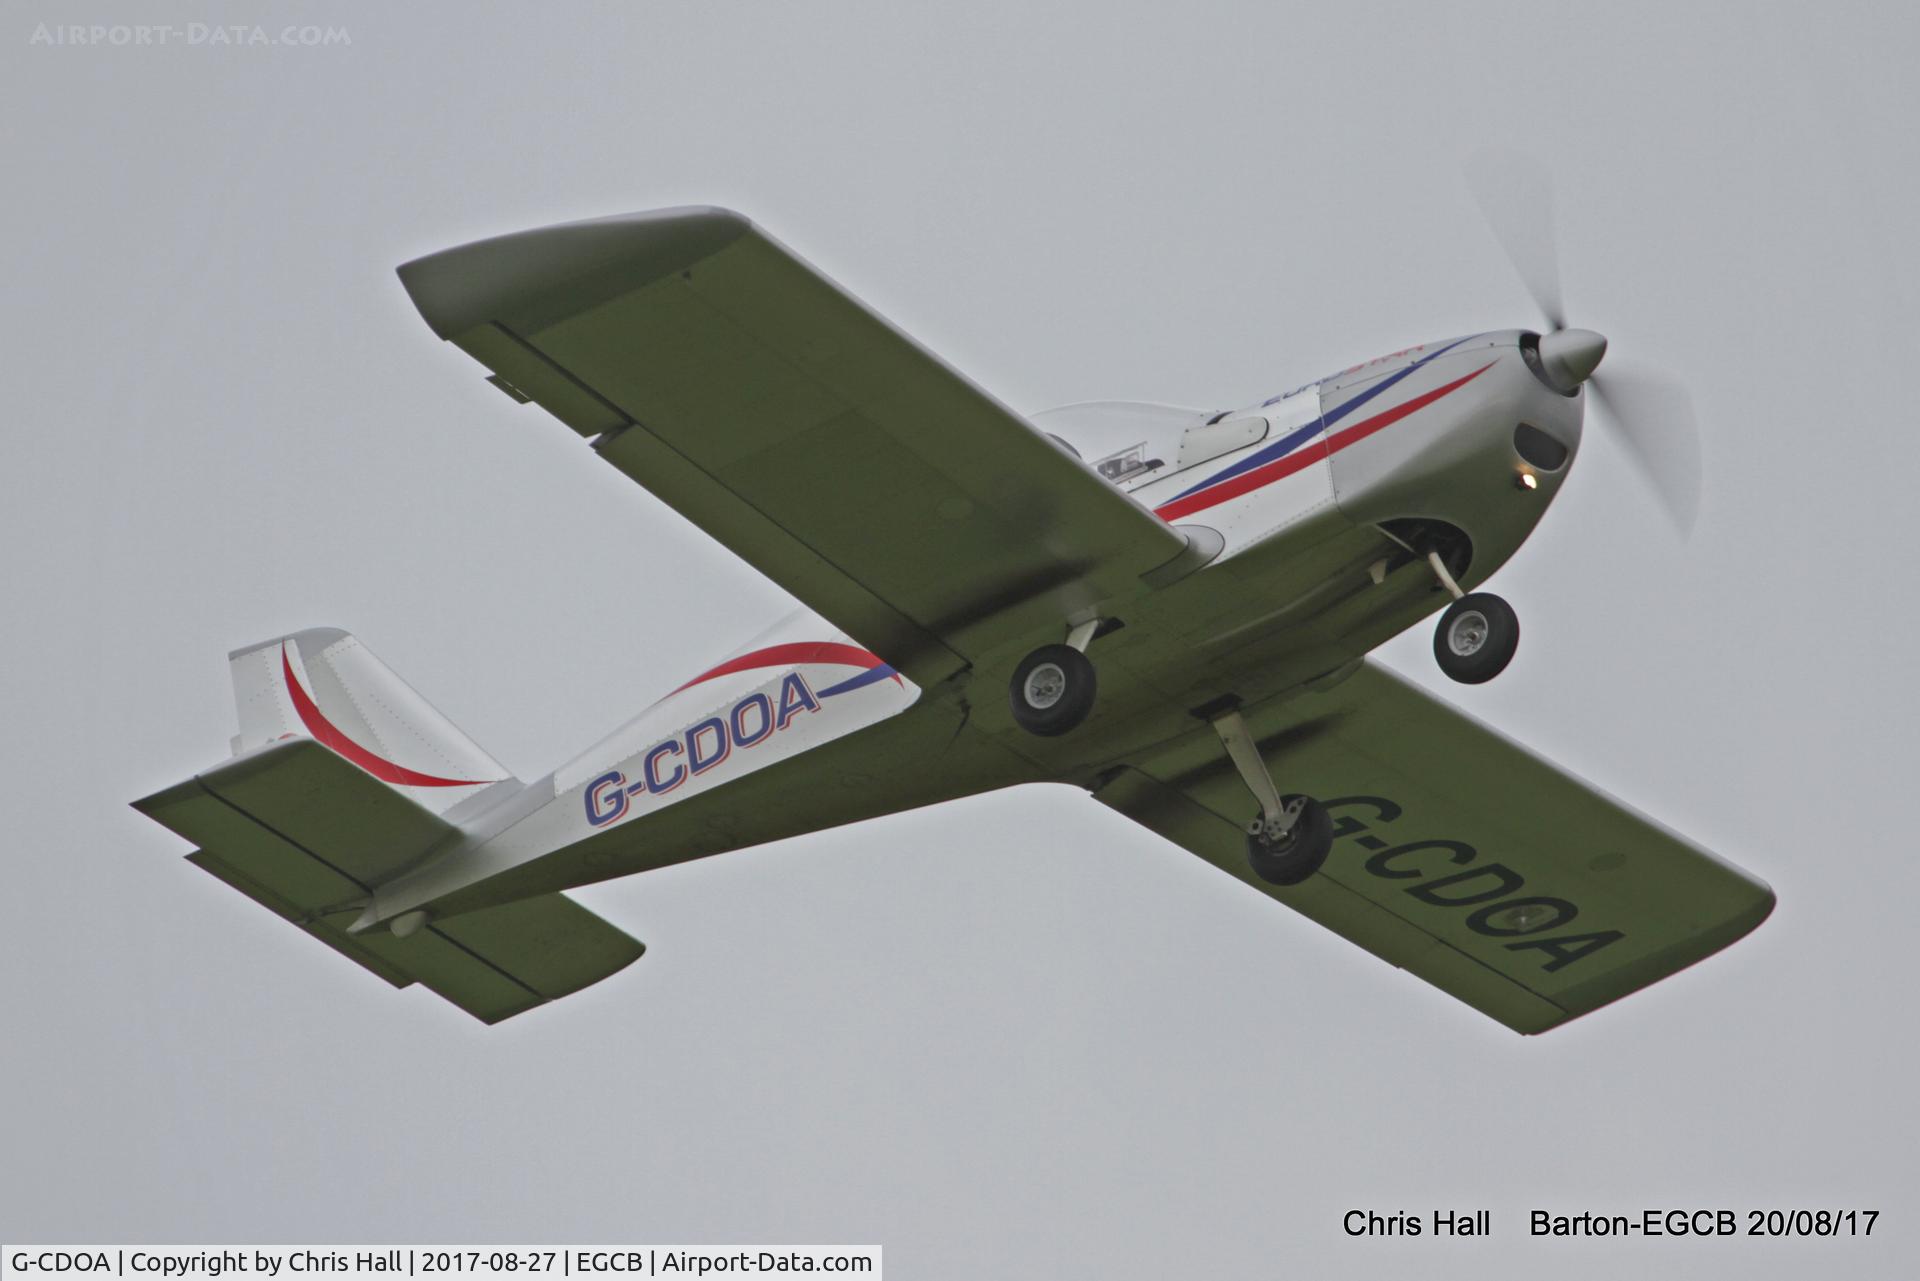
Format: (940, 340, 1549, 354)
(670, 641, 899, 695)
(1153, 361, 1497, 522)
(280, 644, 496, 788)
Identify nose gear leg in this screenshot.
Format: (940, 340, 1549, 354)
(1428, 549, 1466, 600)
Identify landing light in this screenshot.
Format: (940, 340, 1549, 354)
(1517, 472, 1538, 491)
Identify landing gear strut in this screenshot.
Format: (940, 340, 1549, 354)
(1210, 709, 1332, 886)
(1425, 551, 1520, 685)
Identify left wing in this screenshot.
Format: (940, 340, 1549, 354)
(398, 209, 1200, 685)
(1095, 661, 1773, 1034)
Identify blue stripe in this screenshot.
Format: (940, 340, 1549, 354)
(1168, 415, 1328, 500)
(817, 664, 897, 698)
(1169, 335, 1483, 503)
(1317, 334, 1481, 430)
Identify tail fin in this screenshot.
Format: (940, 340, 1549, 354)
(228, 628, 512, 813)
(134, 629, 645, 1023)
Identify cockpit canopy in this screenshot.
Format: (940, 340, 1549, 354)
(1030, 401, 1276, 492)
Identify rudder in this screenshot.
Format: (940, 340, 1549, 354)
(229, 628, 512, 814)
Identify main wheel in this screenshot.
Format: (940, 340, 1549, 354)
(1433, 592, 1520, 684)
(1008, 644, 1097, 736)
(1246, 794, 1332, 886)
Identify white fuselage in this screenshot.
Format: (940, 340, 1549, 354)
(365, 328, 1586, 925)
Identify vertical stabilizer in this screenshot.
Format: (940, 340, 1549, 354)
(227, 628, 513, 814)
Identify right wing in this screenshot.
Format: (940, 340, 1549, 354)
(1095, 661, 1774, 1034)
(398, 209, 1200, 685)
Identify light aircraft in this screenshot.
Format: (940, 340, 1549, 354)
(135, 166, 1771, 1032)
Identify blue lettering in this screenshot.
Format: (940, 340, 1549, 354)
(730, 692, 775, 747)
(643, 740, 686, 794)
(584, 770, 628, 826)
(776, 672, 820, 730)
(687, 716, 730, 774)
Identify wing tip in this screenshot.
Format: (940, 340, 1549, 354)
(1523, 874, 1777, 1036)
(397, 206, 754, 340)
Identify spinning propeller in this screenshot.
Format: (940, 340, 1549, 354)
(1465, 150, 1701, 534)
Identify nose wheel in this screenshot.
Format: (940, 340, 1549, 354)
(1433, 593, 1520, 684)
(1423, 550, 1519, 684)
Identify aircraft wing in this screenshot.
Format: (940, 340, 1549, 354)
(1094, 661, 1774, 1034)
(398, 209, 1196, 685)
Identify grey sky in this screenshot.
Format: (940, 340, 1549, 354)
(4, 2, 1915, 1276)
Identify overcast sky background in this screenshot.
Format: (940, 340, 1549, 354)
(4, 3, 1916, 1276)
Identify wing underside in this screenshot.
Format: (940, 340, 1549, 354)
(1096, 662, 1774, 1034)
(398, 208, 1200, 685)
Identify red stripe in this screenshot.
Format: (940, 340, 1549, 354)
(1153, 437, 1330, 522)
(280, 645, 497, 788)
(1319, 360, 1497, 456)
(670, 641, 894, 695)
(1153, 361, 1498, 522)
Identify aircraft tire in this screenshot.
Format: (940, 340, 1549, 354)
(1008, 644, 1097, 736)
(1433, 592, 1520, 684)
(1246, 794, 1332, 886)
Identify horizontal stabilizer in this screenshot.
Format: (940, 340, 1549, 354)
(135, 740, 643, 1023)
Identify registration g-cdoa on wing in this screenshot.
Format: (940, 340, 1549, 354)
(134, 191, 1771, 1032)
